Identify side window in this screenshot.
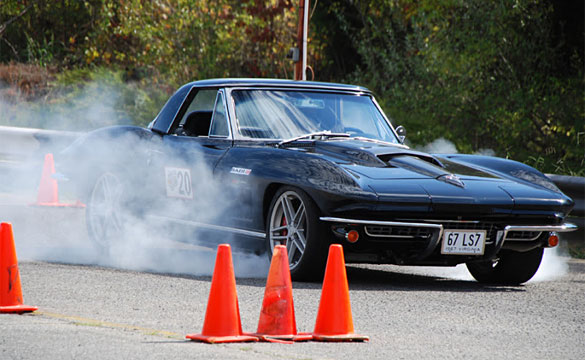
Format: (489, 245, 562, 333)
(152, 84, 191, 134)
(175, 89, 216, 137)
(179, 90, 217, 126)
(209, 91, 230, 137)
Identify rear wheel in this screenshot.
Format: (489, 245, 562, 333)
(266, 187, 328, 281)
(466, 247, 544, 285)
(85, 171, 129, 253)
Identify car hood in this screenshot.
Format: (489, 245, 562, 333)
(313, 139, 497, 180)
(308, 139, 572, 215)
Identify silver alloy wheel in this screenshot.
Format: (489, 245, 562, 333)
(268, 190, 308, 270)
(87, 172, 124, 248)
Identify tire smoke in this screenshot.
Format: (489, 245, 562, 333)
(0, 85, 269, 279)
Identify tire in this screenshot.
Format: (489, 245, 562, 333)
(85, 171, 130, 253)
(266, 186, 329, 281)
(466, 248, 544, 285)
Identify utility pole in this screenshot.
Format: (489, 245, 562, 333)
(294, 0, 309, 81)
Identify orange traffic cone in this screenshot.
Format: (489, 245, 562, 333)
(253, 245, 312, 343)
(0, 223, 37, 314)
(312, 244, 368, 342)
(186, 244, 257, 343)
(32, 153, 84, 207)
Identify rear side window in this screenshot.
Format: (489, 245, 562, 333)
(151, 85, 191, 133)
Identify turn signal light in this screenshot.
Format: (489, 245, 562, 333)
(346, 230, 360, 243)
(548, 233, 559, 248)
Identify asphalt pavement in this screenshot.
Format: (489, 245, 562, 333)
(1, 193, 585, 359)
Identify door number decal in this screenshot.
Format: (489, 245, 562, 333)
(165, 167, 193, 199)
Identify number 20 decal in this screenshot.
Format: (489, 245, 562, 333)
(165, 167, 193, 199)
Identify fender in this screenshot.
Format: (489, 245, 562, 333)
(438, 154, 562, 194)
(57, 125, 159, 195)
(216, 145, 379, 219)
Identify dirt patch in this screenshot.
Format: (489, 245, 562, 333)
(0, 62, 54, 101)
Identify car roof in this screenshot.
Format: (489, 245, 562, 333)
(151, 78, 373, 135)
(183, 78, 371, 93)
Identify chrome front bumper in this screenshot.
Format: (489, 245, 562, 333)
(320, 216, 578, 257)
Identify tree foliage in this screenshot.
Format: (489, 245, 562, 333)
(1, 0, 298, 83)
(313, 0, 584, 175)
(0, 0, 583, 174)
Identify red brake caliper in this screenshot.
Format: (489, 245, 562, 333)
(280, 215, 288, 245)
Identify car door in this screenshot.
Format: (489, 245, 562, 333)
(150, 89, 233, 227)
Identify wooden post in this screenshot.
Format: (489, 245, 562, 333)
(294, 0, 309, 80)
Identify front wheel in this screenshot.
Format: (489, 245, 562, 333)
(266, 187, 329, 281)
(466, 248, 544, 285)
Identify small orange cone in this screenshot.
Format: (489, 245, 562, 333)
(32, 153, 84, 207)
(312, 244, 368, 342)
(253, 245, 312, 343)
(0, 223, 37, 314)
(186, 244, 257, 343)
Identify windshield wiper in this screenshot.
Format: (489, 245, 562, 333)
(276, 131, 350, 148)
(348, 136, 408, 148)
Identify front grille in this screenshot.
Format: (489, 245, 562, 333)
(505, 231, 542, 241)
(360, 224, 438, 257)
(365, 225, 433, 239)
(361, 219, 544, 246)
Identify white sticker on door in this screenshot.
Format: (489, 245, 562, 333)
(165, 167, 193, 199)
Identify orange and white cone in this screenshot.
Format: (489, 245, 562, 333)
(312, 244, 368, 342)
(0, 223, 38, 314)
(186, 244, 257, 343)
(253, 245, 312, 343)
(32, 153, 84, 207)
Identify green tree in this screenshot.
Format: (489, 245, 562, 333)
(313, 0, 584, 175)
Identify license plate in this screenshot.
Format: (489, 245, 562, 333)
(441, 230, 486, 255)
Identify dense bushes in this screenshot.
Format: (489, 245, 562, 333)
(0, 0, 583, 174)
(0, 1, 298, 82)
(313, 0, 583, 175)
(0, 0, 301, 130)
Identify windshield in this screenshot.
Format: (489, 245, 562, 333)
(231, 90, 400, 144)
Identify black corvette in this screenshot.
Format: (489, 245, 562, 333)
(59, 79, 576, 284)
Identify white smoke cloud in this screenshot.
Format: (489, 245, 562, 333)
(0, 80, 130, 131)
(530, 246, 569, 282)
(403, 246, 569, 284)
(417, 137, 459, 154)
(416, 137, 497, 157)
(474, 148, 496, 157)
(0, 83, 269, 279)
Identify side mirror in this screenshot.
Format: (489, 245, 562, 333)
(395, 125, 406, 143)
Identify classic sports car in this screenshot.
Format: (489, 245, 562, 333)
(59, 78, 576, 284)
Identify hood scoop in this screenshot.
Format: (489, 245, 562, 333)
(385, 154, 465, 188)
(314, 141, 463, 188)
(377, 151, 444, 168)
